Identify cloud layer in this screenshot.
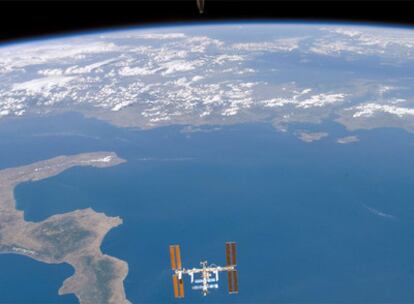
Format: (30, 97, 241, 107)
(1, 24, 414, 135)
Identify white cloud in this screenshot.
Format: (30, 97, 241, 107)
(262, 97, 294, 107)
(118, 66, 158, 76)
(160, 59, 204, 75)
(0, 25, 413, 134)
(186, 36, 224, 52)
(64, 58, 116, 75)
(363, 204, 396, 220)
(38, 69, 64, 76)
(0, 109, 10, 117)
(296, 93, 346, 109)
(191, 75, 204, 82)
(0, 41, 118, 72)
(309, 41, 366, 56)
(135, 33, 187, 40)
(12, 76, 74, 95)
(232, 37, 301, 52)
(351, 103, 414, 118)
(261, 91, 346, 109)
(212, 54, 245, 65)
(311, 26, 414, 57)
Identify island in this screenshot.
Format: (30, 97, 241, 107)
(0, 152, 130, 304)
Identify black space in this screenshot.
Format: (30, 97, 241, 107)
(0, 1, 414, 44)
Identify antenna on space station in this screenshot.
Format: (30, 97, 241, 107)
(196, 0, 205, 14)
(169, 242, 238, 298)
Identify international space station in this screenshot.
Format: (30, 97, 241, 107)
(169, 242, 238, 298)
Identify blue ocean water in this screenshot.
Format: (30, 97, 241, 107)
(0, 254, 76, 303)
(2, 113, 414, 303)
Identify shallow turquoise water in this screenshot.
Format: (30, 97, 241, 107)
(2, 114, 414, 303)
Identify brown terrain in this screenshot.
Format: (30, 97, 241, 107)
(0, 152, 130, 304)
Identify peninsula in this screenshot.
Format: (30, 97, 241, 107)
(0, 152, 130, 304)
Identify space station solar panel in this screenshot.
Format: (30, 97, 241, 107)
(172, 275, 180, 298)
(169, 245, 182, 270)
(231, 270, 239, 293)
(179, 278, 185, 298)
(227, 270, 233, 292)
(226, 242, 232, 266)
(175, 245, 182, 270)
(170, 245, 177, 270)
(231, 242, 237, 266)
(226, 241, 236, 266)
(228, 270, 238, 294)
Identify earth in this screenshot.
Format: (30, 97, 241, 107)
(1, 22, 414, 304)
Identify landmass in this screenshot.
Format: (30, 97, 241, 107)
(336, 135, 359, 144)
(0, 152, 130, 304)
(1, 26, 414, 138)
(296, 131, 328, 143)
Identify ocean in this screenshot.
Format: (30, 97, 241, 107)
(0, 254, 76, 303)
(2, 113, 414, 303)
